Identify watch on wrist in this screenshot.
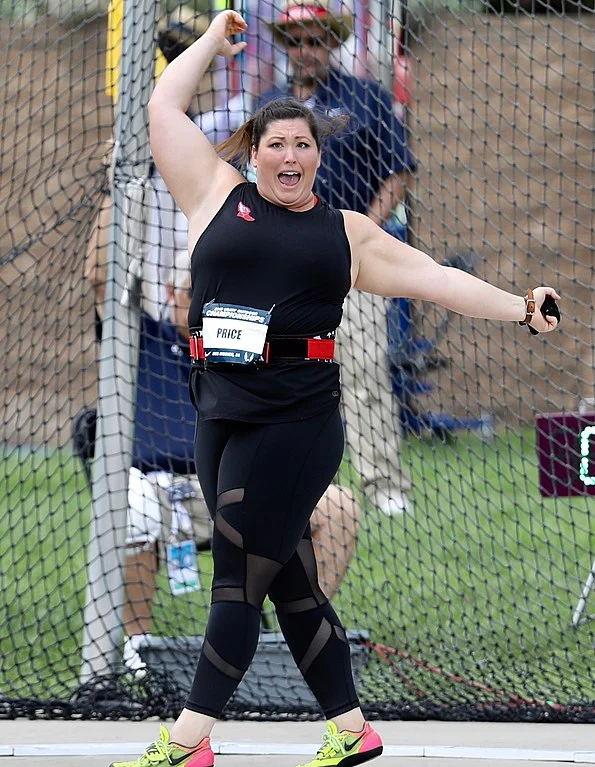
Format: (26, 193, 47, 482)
(519, 288, 536, 327)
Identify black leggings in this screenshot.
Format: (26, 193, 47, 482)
(186, 407, 360, 719)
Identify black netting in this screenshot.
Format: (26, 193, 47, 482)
(0, 0, 593, 723)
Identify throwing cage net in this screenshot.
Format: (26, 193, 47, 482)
(0, 0, 593, 722)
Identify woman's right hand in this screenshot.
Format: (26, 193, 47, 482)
(206, 11, 248, 58)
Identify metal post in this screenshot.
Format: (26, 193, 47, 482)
(572, 559, 595, 628)
(80, 0, 159, 683)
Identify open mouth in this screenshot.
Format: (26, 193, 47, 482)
(278, 171, 301, 188)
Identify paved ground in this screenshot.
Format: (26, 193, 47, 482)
(4, 759, 593, 767)
(1, 720, 594, 766)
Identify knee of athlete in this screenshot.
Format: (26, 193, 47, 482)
(126, 467, 163, 548)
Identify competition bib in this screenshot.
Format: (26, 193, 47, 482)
(202, 302, 272, 365)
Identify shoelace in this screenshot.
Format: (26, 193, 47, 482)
(316, 730, 347, 759)
(140, 738, 174, 766)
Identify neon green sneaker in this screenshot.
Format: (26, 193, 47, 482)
(109, 725, 215, 767)
(297, 721, 383, 767)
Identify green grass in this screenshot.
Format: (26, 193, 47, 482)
(0, 431, 593, 708)
(0, 448, 91, 698)
(335, 431, 595, 704)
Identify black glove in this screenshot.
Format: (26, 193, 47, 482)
(528, 295, 561, 335)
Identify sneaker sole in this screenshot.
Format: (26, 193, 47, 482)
(338, 745, 384, 767)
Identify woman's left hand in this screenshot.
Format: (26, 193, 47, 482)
(205, 11, 248, 58)
(528, 287, 561, 333)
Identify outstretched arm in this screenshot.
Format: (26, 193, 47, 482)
(344, 211, 560, 333)
(148, 11, 247, 219)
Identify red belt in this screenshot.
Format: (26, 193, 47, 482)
(189, 334, 335, 364)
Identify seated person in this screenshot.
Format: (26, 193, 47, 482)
(82, 205, 362, 674)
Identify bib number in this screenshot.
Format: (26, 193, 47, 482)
(202, 302, 271, 364)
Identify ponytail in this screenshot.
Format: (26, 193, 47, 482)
(216, 117, 255, 166)
(216, 97, 350, 166)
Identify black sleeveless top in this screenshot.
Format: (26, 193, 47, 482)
(188, 183, 351, 423)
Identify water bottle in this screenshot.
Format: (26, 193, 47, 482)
(382, 202, 408, 242)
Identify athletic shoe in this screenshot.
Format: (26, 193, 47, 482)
(377, 491, 410, 515)
(109, 725, 215, 767)
(296, 721, 383, 767)
(123, 634, 148, 678)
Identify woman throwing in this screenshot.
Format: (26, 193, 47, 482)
(111, 10, 559, 767)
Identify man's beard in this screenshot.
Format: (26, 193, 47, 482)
(290, 63, 328, 89)
(293, 73, 316, 88)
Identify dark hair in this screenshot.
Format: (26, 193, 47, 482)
(216, 97, 350, 166)
(158, 25, 202, 64)
(158, 32, 193, 64)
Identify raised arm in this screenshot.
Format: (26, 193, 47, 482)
(148, 11, 247, 219)
(344, 211, 560, 333)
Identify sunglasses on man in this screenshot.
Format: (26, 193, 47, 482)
(284, 34, 330, 48)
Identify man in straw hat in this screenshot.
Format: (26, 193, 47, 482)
(271, 0, 353, 48)
(257, 0, 417, 516)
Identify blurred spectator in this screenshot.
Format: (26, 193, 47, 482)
(256, 0, 418, 515)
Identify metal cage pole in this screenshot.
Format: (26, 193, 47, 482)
(572, 558, 595, 628)
(80, 0, 159, 683)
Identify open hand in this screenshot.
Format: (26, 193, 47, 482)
(206, 11, 248, 58)
(529, 287, 561, 333)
